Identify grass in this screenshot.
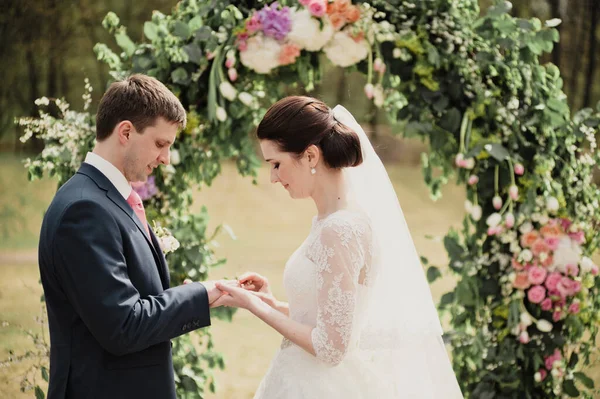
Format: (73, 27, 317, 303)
(0, 148, 598, 398)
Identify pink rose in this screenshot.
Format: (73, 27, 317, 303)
(225, 57, 235, 69)
(308, 0, 327, 17)
(487, 226, 502, 236)
(228, 68, 238, 82)
(246, 14, 262, 34)
(557, 277, 579, 298)
(559, 218, 572, 231)
(299, 0, 311, 4)
(509, 185, 519, 200)
(592, 265, 599, 276)
(468, 175, 479, 185)
(505, 213, 515, 228)
(513, 272, 531, 290)
(519, 331, 530, 344)
(545, 272, 562, 291)
(544, 236, 560, 251)
(553, 310, 563, 322)
(545, 349, 561, 370)
(514, 163, 525, 176)
(538, 368, 548, 381)
(565, 264, 579, 277)
(493, 196, 503, 210)
(541, 298, 553, 311)
(527, 285, 546, 304)
(569, 231, 585, 245)
(528, 266, 548, 285)
(568, 302, 580, 314)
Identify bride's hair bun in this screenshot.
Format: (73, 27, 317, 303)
(256, 96, 363, 169)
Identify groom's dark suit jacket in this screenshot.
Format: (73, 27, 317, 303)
(38, 163, 211, 399)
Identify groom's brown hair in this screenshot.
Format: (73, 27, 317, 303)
(95, 74, 187, 141)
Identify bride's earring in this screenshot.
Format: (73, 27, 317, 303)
(310, 167, 316, 175)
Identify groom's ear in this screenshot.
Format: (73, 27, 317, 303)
(304, 144, 320, 167)
(116, 121, 134, 144)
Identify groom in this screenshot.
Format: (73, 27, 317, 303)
(38, 74, 225, 398)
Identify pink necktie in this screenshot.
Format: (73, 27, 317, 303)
(127, 190, 150, 237)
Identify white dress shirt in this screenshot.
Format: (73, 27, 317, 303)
(84, 152, 132, 199)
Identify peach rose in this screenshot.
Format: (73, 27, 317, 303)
(531, 239, 550, 256)
(279, 43, 301, 66)
(329, 13, 346, 30)
(540, 224, 562, 238)
(520, 231, 540, 248)
(513, 272, 531, 290)
(345, 5, 361, 23)
(541, 254, 554, 268)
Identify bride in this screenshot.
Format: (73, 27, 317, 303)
(212, 96, 463, 398)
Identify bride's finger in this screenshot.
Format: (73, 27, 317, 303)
(238, 272, 264, 283)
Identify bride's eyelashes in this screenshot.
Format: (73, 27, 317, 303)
(273, 163, 280, 170)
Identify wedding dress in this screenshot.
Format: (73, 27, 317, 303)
(253, 105, 463, 398)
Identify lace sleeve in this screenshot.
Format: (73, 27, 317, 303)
(309, 214, 371, 366)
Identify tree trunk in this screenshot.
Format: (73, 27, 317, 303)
(569, 1, 588, 109)
(583, 0, 599, 108)
(548, 0, 561, 69)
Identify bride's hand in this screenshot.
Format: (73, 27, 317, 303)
(211, 282, 265, 311)
(238, 272, 271, 294)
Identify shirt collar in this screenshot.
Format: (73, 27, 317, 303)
(84, 152, 132, 199)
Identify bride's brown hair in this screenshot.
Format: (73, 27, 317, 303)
(256, 96, 363, 169)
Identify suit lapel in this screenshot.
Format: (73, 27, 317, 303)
(77, 164, 166, 287)
(149, 228, 171, 289)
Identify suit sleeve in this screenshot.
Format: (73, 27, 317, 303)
(52, 199, 211, 356)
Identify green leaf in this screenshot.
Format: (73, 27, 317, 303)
(574, 372, 595, 389)
(115, 31, 136, 57)
(563, 380, 580, 397)
(484, 143, 510, 161)
(173, 21, 191, 39)
(427, 266, 442, 283)
(440, 292, 454, 307)
(183, 44, 203, 65)
(189, 15, 204, 32)
(440, 108, 461, 133)
(34, 386, 45, 399)
(171, 67, 189, 85)
(41, 366, 49, 382)
(195, 26, 212, 41)
(443, 234, 464, 262)
(144, 22, 159, 41)
(568, 352, 579, 369)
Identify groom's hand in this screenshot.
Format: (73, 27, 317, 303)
(194, 280, 238, 305)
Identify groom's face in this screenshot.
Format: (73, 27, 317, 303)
(122, 117, 178, 182)
(260, 140, 313, 199)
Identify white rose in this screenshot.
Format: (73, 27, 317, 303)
(536, 319, 553, 332)
(219, 82, 237, 101)
(520, 312, 533, 327)
(519, 222, 533, 234)
(521, 249, 533, 262)
(373, 84, 385, 107)
(216, 106, 227, 122)
(552, 236, 582, 273)
(510, 241, 521, 254)
(240, 36, 282, 74)
(550, 369, 560, 378)
(464, 200, 473, 213)
(486, 212, 502, 228)
(580, 256, 595, 273)
(287, 9, 334, 51)
(238, 92, 254, 107)
(323, 31, 369, 67)
(170, 149, 181, 166)
(534, 372, 542, 383)
(546, 197, 559, 213)
(471, 205, 482, 221)
(539, 215, 549, 225)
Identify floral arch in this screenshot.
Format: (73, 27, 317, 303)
(20, 0, 600, 397)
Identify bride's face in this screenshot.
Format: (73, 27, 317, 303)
(260, 140, 314, 199)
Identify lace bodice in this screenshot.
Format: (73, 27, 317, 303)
(282, 209, 372, 366)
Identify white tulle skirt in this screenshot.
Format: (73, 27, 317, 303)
(253, 334, 463, 399)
